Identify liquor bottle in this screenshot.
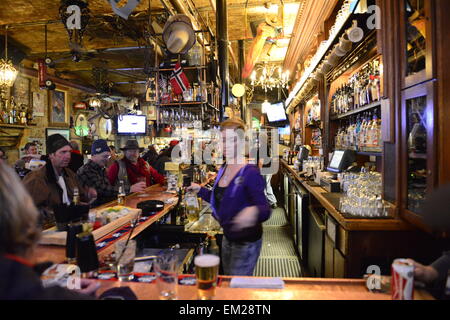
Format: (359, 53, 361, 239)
(353, 75, 361, 109)
(371, 111, 382, 152)
(117, 180, 126, 205)
(355, 115, 362, 151)
(167, 83, 173, 103)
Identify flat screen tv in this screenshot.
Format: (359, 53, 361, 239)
(266, 102, 288, 126)
(116, 115, 147, 135)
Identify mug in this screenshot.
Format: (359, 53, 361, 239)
(339, 34, 353, 53)
(313, 72, 322, 81)
(333, 44, 347, 57)
(347, 20, 364, 43)
(322, 61, 333, 73)
(327, 52, 340, 66)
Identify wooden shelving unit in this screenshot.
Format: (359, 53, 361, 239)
(330, 101, 382, 120)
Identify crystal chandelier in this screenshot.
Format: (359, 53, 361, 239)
(0, 26, 18, 88)
(250, 63, 290, 92)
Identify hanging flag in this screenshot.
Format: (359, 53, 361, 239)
(170, 62, 190, 95)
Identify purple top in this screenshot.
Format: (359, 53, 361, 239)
(199, 164, 271, 242)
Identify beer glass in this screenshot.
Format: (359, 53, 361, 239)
(194, 254, 220, 300)
(154, 252, 178, 300)
(115, 239, 136, 281)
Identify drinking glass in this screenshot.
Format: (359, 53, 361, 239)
(195, 254, 220, 300)
(155, 252, 178, 300)
(115, 239, 136, 281)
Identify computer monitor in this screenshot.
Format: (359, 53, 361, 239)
(327, 150, 355, 173)
(298, 147, 310, 162)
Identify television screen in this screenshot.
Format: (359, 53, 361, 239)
(266, 102, 287, 123)
(278, 125, 291, 136)
(329, 150, 345, 169)
(117, 115, 147, 135)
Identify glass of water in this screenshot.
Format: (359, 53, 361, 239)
(154, 251, 178, 300)
(115, 239, 136, 281)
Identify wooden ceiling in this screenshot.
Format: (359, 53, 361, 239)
(0, 0, 336, 100)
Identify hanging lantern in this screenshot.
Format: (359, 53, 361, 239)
(0, 59, 18, 88)
(0, 26, 18, 88)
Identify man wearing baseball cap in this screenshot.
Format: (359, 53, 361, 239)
(107, 139, 165, 189)
(77, 139, 147, 206)
(23, 134, 96, 226)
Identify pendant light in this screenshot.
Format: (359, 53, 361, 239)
(0, 26, 18, 88)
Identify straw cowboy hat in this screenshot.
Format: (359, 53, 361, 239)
(163, 14, 196, 54)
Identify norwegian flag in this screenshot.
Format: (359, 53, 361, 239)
(170, 62, 190, 95)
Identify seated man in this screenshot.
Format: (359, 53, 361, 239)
(108, 139, 165, 189)
(20, 143, 42, 164)
(77, 139, 146, 207)
(23, 134, 96, 226)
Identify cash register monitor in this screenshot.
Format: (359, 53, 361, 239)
(327, 150, 355, 173)
(298, 147, 310, 162)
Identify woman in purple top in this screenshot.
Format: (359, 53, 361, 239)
(188, 118, 271, 276)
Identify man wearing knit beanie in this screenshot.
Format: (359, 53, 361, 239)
(23, 134, 97, 227)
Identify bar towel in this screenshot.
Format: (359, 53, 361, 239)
(230, 277, 285, 289)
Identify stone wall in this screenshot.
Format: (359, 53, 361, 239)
(2, 73, 92, 164)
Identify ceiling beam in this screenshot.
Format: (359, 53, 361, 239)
(0, 11, 166, 29)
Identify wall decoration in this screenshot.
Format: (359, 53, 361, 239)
(49, 89, 69, 127)
(46, 128, 70, 142)
(147, 105, 157, 120)
(73, 101, 87, 110)
(13, 75, 31, 108)
(32, 92, 46, 117)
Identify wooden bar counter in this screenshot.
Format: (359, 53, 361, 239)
(32, 185, 179, 265)
(96, 276, 434, 300)
(279, 160, 445, 279)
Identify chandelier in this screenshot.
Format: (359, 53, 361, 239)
(250, 63, 290, 92)
(0, 26, 18, 88)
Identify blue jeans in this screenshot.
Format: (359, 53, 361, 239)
(221, 237, 262, 276)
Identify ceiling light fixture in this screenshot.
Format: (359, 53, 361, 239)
(250, 62, 290, 93)
(0, 26, 18, 89)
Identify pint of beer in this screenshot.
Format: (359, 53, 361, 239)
(195, 254, 220, 300)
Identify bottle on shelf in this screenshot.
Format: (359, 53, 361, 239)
(334, 109, 382, 152)
(331, 59, 381, 117)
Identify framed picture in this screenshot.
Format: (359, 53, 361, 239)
(32, 92, 46, 117)
(46, 128, 70, 142)
(147, 105, 157, 120)
(48, 89, 69, 127)
(13, 75, 31, 108)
